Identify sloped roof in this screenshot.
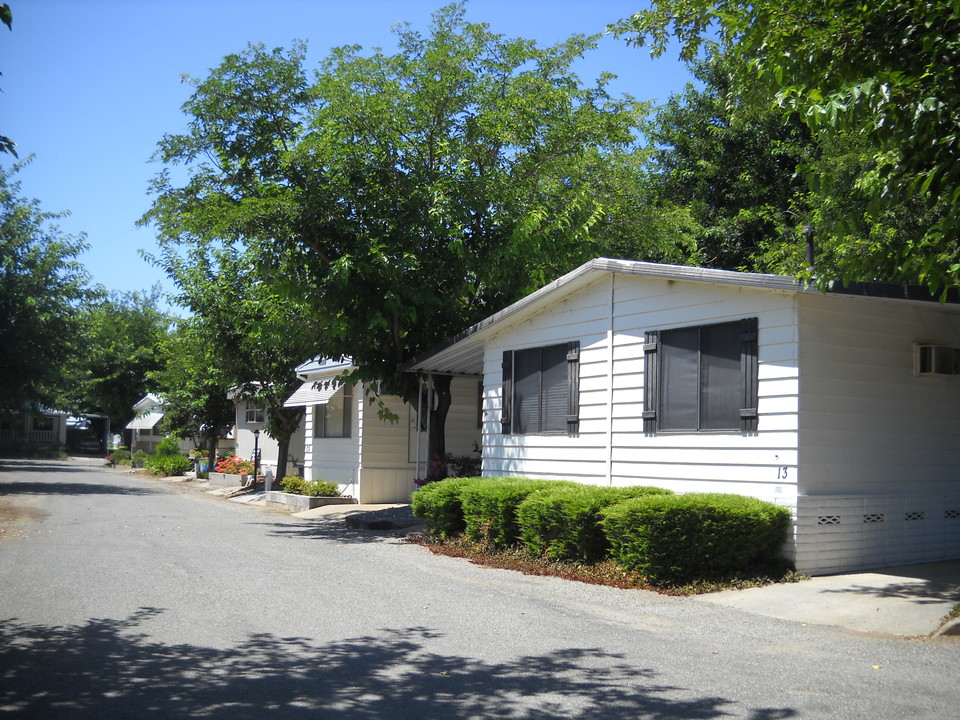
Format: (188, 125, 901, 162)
(294, 356, 353, 378)
(131, 393, 162, 414)
(403, 257, 960, 376)
(125, 411, 164, 430)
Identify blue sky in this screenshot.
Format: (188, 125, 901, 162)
(3, 1, 693, 306)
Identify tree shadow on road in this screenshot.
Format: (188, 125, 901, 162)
(256, 519, 420, 545)
(0, 608, 797, 720)
(0, 481, 162, 496)
(0, 461, 103, 475)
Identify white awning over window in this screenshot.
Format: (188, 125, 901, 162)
(125, 411, 164, 431)
(283, 380, 344, 408)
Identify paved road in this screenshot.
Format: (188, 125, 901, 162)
(1, 458, 959, 719)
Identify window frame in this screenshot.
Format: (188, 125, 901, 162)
(313, 384, 353, 439)
(643, 318, 759, 434)
(244, 402, 265, 425)
(501, 341, 580, 435)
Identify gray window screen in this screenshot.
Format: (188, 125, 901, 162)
(502, 342, 579, 435)
(645, 319, 758, 433)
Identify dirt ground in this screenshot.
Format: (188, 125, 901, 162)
(0, 497, 47, 541)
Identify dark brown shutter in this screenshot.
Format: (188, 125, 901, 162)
(642, 331, 659, 434)
(739, 317, 759, 433)
(566, 341, 580, 434)
(501, 351, 512, 434)
(342, 384, 353, 438)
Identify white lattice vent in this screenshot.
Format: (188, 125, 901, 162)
(818, 515, 841, 525)
(905, 511, 925, 521)
(863, 513, 885, 523)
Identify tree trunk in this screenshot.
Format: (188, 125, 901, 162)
(268, 405, 303, 482)
(275, 436, 290, 481)
(206, 432, 218, 475)
(427, 374, 453, 473)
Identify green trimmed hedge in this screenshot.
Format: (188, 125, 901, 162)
(517, 484, 674, 562)
(601, 493, 792, 584)
(460, 477, 578, 547)
(411, 476, 487, 538)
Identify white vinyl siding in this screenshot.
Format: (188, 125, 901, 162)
(481, 274, 801, 505)
(797, 292, 960, 496)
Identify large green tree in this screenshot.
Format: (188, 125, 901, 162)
(147, 242, 315, 479)
(142, 3, 687, 463)
(0, 160, 94, 414)
(613, 0, 960, 293)
(67, 287, 171, 429)
(149, 316, 236, 468)
(643, 54, 817, 271)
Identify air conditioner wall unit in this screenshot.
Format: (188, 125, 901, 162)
(915, 344, 960, 376)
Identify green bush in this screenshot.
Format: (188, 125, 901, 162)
(131, 450, 148, 468)
(109, 448, 131, 465)
(280, 475, 308, 494)
(144, 453, 193, 477)
(279, 476, 342, 497)
(153, 436, 183, 456)
(306, 480, 342, 497)
(460, 477, 577, 548)
(411, 476, 487, 538)
(517, 485, 674, 563)
(601, 493, 792, 584)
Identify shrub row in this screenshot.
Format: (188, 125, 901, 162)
(412, 477, 791, 584)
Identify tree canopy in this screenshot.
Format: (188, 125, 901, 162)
(142, 3, 690, 460)
(0, 160, 94, 414)
(642, 54, 817, 271)
(67, 287, 172, 429)
(613, 0, 960, 293)
(147, 241, 316, 478)
(149, 315, 236, 465)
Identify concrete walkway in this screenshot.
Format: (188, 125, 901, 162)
(696, 560, 960, 638)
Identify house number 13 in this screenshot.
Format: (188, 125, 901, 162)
(777, 466, 789, 480)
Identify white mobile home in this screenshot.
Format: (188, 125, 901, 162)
(285, 358, 481, 504)
(230, 393, 304, 480)
(127, 394, 223, 456)
(406, 258, 960, 575)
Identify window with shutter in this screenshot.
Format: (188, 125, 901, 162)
(644, 318, 759, 434)
(502, 342, 580, 435)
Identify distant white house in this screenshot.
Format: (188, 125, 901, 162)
(125, 394, 210, 455)
(125, 394, 168, 454)
(406, 257, 960, 575)
(228, 389, 304, 481)
(284, 357, 481, 503)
